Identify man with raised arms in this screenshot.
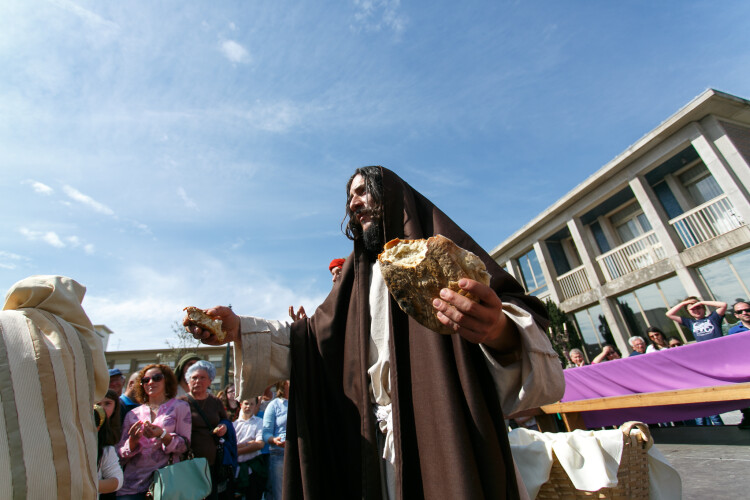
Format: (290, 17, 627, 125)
(187, 166, 564, 500)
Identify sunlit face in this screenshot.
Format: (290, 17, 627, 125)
(348, 174, 376, 232)
(631, 338, 646, 353)
(141, 368, 166, 400)
(226, 385, 236, 401)
(98, 397, 117, 419)
(189, 369, 211, 396)
(570, 351, 584, 365)
(331, 266, 342, 284)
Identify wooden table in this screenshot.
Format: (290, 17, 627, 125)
(525, 382, 750, 432)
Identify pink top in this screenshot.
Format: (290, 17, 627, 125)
(117, 398, 192, 495)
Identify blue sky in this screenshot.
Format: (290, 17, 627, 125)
(2, 0, 749, 351)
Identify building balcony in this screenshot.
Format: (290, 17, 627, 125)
(556, 265, 592, 300)
(596, 231, 666, 281)
(669, 195, 745, 249)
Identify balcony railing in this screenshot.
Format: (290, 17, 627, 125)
(596, 231, 666, 281)
(556, 265, 592, 300)
(669, 195, 745, 248)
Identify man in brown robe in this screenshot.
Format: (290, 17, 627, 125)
(187, 166, 564, 499)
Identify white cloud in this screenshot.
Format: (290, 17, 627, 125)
(48, 0, 120, 33)
(178, 187, 198, 210)
(27, 180, 54, 195)
(351, 0, 408, 36)
(84, 244, 95, 255)
(84, 261, 328, 351)
(220, 40, 251, 64)
(0, 251, 29, 270)
(63, 185, 115, 216)
(20, 228, 66, 248)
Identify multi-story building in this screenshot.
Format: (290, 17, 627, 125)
(491, 89, 750, 362)
(105, 345, 234, 391)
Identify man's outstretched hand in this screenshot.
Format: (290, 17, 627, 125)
(183, 306, 240, 345)
(432, 279, 520, 353)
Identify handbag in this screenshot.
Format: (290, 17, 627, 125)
(149, 454, 212, 500)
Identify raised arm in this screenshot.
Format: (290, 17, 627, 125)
(665, 301, 687, 324)
(699, 300, 728, 316)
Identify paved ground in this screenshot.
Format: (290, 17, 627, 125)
(650, 414, 750, 499)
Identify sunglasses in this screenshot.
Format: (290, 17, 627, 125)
(735, 309, 750, 315)
(141, 373, 165, 385)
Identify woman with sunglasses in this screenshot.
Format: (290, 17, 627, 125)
(117, 364, 192, 499)
(728, 301, 750, 335)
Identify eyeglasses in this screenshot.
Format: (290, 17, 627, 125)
(735, 309, 750, 315)
(141, 373, 165, 385)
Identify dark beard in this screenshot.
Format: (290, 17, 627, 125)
(362, 219, 384, 256)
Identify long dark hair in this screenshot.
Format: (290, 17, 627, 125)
(97, 389, 122, 466)
(342, 166, 383, 241)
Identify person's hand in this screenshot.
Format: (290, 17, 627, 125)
(432, 279, 519, 353)
(602, 345, 614, 355)
(213, 424, 227, 437)
(128, 421, 144, 446)
(142, 422, 158, 438)
(288, 305, 307, 322)
(270, 436, 286, 448)
(183, 306, 239, 345)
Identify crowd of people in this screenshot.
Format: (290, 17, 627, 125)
(101, 360, 290, 499)
(565, 296, 750, 428)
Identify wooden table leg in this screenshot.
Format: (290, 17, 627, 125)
(561, 412, 586, 431)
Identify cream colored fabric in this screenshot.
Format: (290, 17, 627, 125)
(0, 275, 108, 500)
(508, 427, 681, 500)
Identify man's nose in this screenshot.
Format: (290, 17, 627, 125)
(349, 196, 361, 212)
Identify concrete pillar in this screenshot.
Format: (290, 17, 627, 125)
(598, 297, 631, 356)
(700, 115, 750, 192)
(690, 122, 750, 224)
(504, 259, 521, 282)
(567, 217, 605, 286)
(629, 176, 684, 255)
(663, 173, 691, 214)
(533, 241, 562, 303)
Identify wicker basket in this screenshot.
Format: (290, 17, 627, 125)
(535, 421, 652, 499)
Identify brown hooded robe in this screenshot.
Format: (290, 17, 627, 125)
(285, 167, 549, 499)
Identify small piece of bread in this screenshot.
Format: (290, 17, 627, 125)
(378, 234, 491, 335)
(183, 307, 226, 341)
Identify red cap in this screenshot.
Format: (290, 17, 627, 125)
(329, 258, 345, 272)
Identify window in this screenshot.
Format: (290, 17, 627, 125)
(609, 202, 652, 244)
(517, 249, 547, 296)
(615, 277, 689, 342)
(208, 354, 223, 369)
(697, 248, 750, 330)
(679, 162, 722, 206)
(571, 303, 614, 360)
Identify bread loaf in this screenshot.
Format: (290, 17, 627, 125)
(183, 306, 226, 341)
(378, 234, 491, 335)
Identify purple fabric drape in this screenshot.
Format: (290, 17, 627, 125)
(562, 332, 750, 427)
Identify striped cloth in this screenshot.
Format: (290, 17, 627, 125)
(0, 276, 108, 500)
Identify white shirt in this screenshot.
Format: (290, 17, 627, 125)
(234, 415, 265, 464)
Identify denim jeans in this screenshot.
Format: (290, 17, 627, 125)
(268, 450, 285, 500)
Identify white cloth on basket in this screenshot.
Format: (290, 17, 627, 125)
(508, 427, 681, 500)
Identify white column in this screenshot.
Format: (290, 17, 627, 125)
(690, 122, 750, 224)
(533, 241, 561, 303)
(629, 176, 683, 255)
(567, 217, 604, 286)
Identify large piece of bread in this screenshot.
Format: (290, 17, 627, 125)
(378, 234, 491, 335)
(183, 306, 226, 341)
